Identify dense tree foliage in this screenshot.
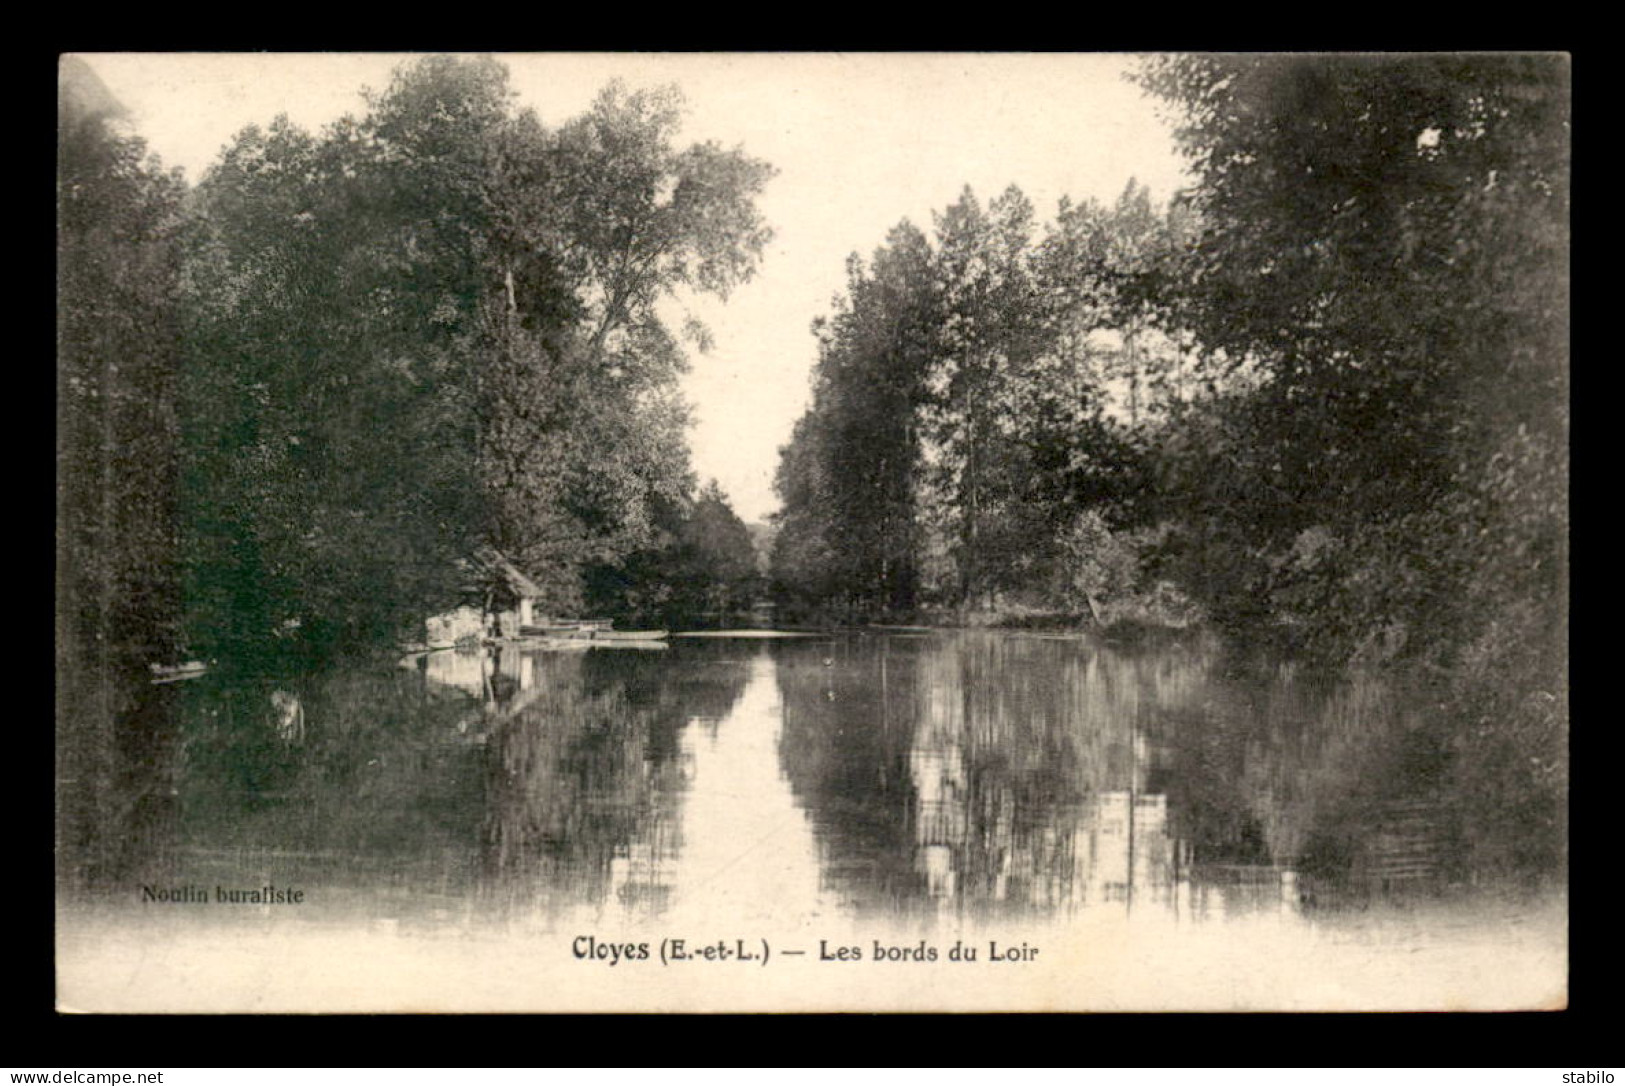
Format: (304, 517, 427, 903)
(58, 66, 187, 670)
(769, 51, 1566, 872)
(166, 57, 772, 664)
(771, 181, 1184, 622)
(1136, 54, 1568, 668)
(1137, 54, 1569, 871)
(58, 62, 192, 888)
(62, 56, 772, 674)
(775, 54, 1567, 687)
(585, 480, 763, 627)
(771, 224, 938, 615)
(669, 480, 764, 621)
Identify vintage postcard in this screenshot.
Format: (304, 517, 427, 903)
(56, 51, 1568, 1013)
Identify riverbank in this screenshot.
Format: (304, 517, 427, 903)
(771, 592, 1207, 647)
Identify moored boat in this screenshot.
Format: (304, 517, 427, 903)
(150, 661, 208, 684)
(520, 617, 615, 638)
(518, 620, 665, 641)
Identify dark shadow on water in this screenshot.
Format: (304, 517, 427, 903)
(58, 630, 1562, 927)
(475, 644, 753, 920)
(773, 631, 1562, 923)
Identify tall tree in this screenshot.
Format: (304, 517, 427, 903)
(481, 79, 774, 612)
(921, 185, 1048, 607)
(549, 82, 776, 362)
(820, 224, 938, 612)
(770, 410, 843, 614)
(58, 60, 189, 888)
(58, 64, 187, 667)
(178, 58, 502, 663)
(1136, 53, 1569, 660)
(176, 57, 776, 659)
(771, 183, 1181, 618)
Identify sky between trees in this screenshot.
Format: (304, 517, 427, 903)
(78, 52, 1189, 522)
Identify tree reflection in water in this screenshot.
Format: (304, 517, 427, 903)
(104, 665, 491, 920)
(776, 632, 1528, 925)
(477, 646, 752, 924)
(59, 631, 1551, 931)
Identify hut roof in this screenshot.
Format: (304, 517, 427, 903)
(471, 545, 544, 600)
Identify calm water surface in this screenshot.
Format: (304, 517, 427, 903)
(64, 630, 1561, 919)
(57, 631, 1567, 1010)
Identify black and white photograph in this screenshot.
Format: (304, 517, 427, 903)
(55, 51, 1569, 1012)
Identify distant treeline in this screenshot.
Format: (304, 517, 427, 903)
(58, 56, 771, 674)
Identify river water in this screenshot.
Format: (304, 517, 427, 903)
(55, 630, 1567, 1011)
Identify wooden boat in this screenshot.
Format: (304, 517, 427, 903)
(150, 661, 208, 684)
(492, 634, 593, 652)
(520, 617, 615, 638)
(519, 622, 666, 641)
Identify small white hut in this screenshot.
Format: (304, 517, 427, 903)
(423, 546, 546, 646)
(471, 545, 545, 640)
